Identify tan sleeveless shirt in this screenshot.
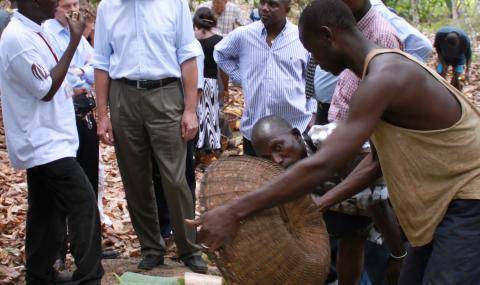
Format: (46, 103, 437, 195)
(365, 49, 480, 246)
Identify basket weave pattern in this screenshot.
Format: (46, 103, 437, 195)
(199, 156, 330, 285)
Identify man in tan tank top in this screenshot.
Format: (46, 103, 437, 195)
(188, 0, 480, 284)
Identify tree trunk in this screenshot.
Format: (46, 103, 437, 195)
(458, 0, 467, 18)
(410, 0, 419, 25)
(452, 0, 459, 21)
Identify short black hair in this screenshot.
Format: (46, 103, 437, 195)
(193, 7, 217, 30)
(446, 32, 460, 47)
(299, 0, 356, 38)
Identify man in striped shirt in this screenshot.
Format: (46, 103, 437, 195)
(214, 0, 317, 156)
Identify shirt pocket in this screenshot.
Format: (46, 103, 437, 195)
(276, 53, 304, 81)
(146, 8, 176, 44)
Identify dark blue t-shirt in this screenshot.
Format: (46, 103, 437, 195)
(434, 26, 472, 65)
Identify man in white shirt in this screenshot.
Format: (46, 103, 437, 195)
(94, 0, 207, 272)
(0, 2, 103, 284)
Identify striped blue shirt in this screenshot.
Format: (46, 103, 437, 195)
(214, 21, 316, 140)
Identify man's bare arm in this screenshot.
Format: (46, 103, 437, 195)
(95, 69, 114, 145)
(189, 73, 395, 251)
(43, 16, 85, 101)
(316, 151, 382, 211)
(180, 57, 199, 142)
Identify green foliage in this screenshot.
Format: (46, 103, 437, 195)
(384, 0, 449, 23)
(384, 0, 479, 35)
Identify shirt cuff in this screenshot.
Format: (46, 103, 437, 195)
(177, 41, 203, 65)
(82, 65, 95, 85)
(92, 54, 110, 72)
(35, 76, 53, 100)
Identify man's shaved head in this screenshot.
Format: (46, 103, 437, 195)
(251, 116, 306, 168)
(299, 0, 356, 37)
(298, 0, 357, 75)
(252, 115, 293, 146)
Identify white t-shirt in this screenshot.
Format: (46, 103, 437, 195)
(0, 12, 78, 169)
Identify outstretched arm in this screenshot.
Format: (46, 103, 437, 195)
(188, 72, 394, 251)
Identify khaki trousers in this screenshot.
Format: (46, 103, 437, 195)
(109, 80, 199, 258)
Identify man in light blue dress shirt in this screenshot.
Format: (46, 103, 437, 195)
(214, 0, 317, 156)
(93, 0, 206, 272)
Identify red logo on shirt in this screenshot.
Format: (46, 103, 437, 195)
(31, 64, 49, 81)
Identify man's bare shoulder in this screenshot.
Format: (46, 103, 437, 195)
(363, 53, 421, 95)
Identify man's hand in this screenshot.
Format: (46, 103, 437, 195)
(66, 11, 86, 44)
(385, 257, 404, 285)
(97, 115, 114, 145)
(181, 110, 198, 142)
(185, 204, 240, 252)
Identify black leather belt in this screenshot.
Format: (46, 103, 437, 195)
(121, 77, 178, 90)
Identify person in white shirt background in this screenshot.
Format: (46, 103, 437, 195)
(0, 1, 103, 284)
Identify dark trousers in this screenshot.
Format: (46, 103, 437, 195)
(153, 140, 196, 239)
(59, 114, 100, 261)
(76, 114, 99, 196)
(398, 199, 480, 285)
(242, 137, 257, 156)
(26, 157, 103, 285)
(316, 102, 331, 125)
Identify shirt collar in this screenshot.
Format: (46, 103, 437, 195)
(49, 19, 68, 35)
(13, 11, 42, 33)
(260, 19, 291, 37)
(357, 7, 376, 31)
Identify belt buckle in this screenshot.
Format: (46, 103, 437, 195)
(136, 80, 148, 90)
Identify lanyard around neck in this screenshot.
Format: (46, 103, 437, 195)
(36, 32, 59, 63)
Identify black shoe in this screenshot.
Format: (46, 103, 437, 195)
(137, 254, 164, 270)
(51, 270, 73, 284)
(183, 255, 208, 274)
(102, 249, 119, 259)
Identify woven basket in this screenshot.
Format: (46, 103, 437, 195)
(199, 156, 330, 285)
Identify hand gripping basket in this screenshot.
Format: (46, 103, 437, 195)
(199, 156, 330, 285)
